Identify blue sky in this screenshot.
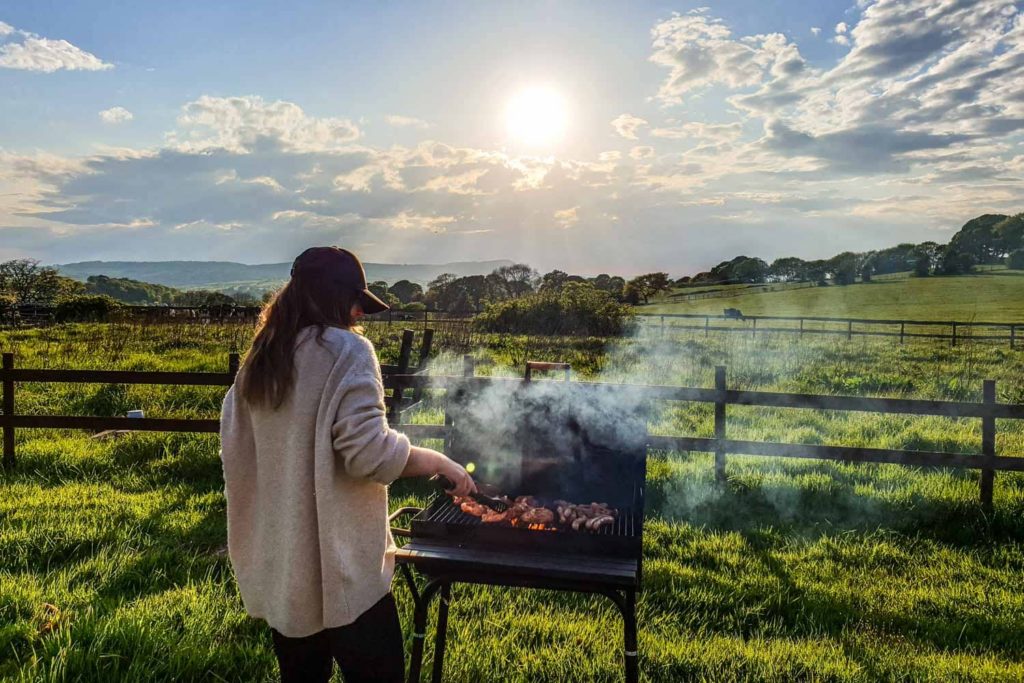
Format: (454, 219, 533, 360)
(1, 0, 1022, 274)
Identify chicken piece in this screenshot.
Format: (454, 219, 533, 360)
(458, 500, 487, 517)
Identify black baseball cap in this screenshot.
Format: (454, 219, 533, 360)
(290, 246, 390, 314)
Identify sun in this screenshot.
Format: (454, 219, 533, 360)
(505, 86, 569, 148)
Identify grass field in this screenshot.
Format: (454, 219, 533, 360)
(641, 270, 1024, 322)
(2, 321, 1024, 681)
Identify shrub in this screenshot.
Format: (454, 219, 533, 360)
(54, 294, 122, 322)
(402, 301, 427, 312)
(1008, 248, 1024, 270)
(0, 292, 16, 325)
(474, 282, 632, 336)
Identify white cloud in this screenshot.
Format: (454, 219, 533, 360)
(835, 21, 848, 34)
(650, 122, 742, 142)
(376, 211, 456, 233)
(99, 106, 133, 124)
(810, 27, 822, 36)
(553, 206, 579, 228)
(649, 10, 805, 103)
(172, 95, 360, 153)
(611, 114, 647, 140)
(629, 146, 656, 159)
(0, 23, 112, 72)
(384, 114, 431, 129)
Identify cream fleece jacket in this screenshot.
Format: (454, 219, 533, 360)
(219, 326, 411, 637)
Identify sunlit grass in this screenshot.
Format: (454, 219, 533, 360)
(2, 322, 1024, 681)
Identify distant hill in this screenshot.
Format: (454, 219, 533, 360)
(55, 259, 515, 290)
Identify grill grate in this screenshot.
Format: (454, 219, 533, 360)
(422, 497, 637, 538)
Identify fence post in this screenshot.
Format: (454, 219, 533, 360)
(228, 352, 240, 381)
(952, 322, 957, 348)
(980, 379, 996, 511)
(799, 319, 804, 341)
(900, 322, 905, 345)
(704, 316, 709, 337)
(847, 320, 853, 341)
(714, 365, 726, 483)
(2, 353, 13, 470)
(389, 330, 415, 423)
(1011, 325, 1016, 351)
(751, 318, 757, 339)
(660, 316, 665, 338)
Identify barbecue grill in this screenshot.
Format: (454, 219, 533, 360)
(391, 369, 649, 682)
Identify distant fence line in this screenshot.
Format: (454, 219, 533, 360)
(667, 280, 818, 302)
(636, 313, 1023, 349)
(5, 304, 1022, 350)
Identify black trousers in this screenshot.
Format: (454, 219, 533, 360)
(270, 593, 405, 683)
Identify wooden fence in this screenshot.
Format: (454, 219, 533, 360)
(0, 329, 433, 470)
(4, 340, 1024, 509)
(636, 312, 1023, 349)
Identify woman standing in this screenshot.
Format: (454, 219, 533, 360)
(220, 246, 475, 683)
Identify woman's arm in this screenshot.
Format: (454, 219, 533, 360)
(400, 445, 476, 496)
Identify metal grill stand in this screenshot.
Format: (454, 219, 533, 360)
(391, 510, 640, 683)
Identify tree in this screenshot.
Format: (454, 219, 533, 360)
(945, 214, 1007, 265)
(389, 279, 423, 304)
(1007, 248, 1024, 270)
(368, 280, 390, 302)
(996, 214, 1024, 257)
(490, 263, 538, 298)
(770, 257, 806, 282)
(913, 252, 931, 277)
(829, 252, 859, 286)
(539, 270, 571, 292)
(860, 255, 875, 283)
(624, 272, 671, 304)
(0, 259, 64, 305)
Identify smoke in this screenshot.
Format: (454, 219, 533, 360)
(415, 315, 996, 530)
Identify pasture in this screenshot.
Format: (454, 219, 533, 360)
(641, 269, 1024, 322)
(2, 321, 1024, 681)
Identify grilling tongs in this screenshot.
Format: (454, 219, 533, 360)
(431, 474, 509, 512)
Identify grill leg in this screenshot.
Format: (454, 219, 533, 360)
(624, 590, 638, 683)
(408, 579, 443, 683)
(601, 589, 639, 683)
(431, 583, 452, 683)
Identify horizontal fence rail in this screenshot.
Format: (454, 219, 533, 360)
(636, 312, 1022, 349)
(0, 329, 434, 470)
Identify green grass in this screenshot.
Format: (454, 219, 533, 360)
(641, 270, 1024, 322)
(2, 322, 1024, 681)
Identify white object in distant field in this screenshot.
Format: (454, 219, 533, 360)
(126, 409, 145, 419)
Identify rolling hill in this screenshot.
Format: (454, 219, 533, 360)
(639, 269, 1024, 322)
(55, 259, 514, 290)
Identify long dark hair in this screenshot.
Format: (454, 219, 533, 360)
(240, 272, 360, 408)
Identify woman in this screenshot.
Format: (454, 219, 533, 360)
(219, 246, 475, 683)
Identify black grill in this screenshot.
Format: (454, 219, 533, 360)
(394, 375, 647, 682)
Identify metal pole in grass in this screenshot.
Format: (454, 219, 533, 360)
(2, 352, 14, 470)
(952, 322, 958, 348)
(980, 379, 996, 511)
(1011, 325, 1016, 351)
(900, 322, 905, 345)
(714, 365, 726, 483)
(228, 352, 240, 381)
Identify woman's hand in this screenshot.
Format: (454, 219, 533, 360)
(435, 456, 477, 497)
(400, 446, 477, 496)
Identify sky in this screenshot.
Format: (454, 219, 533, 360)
(0, 0, 1022, 276)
